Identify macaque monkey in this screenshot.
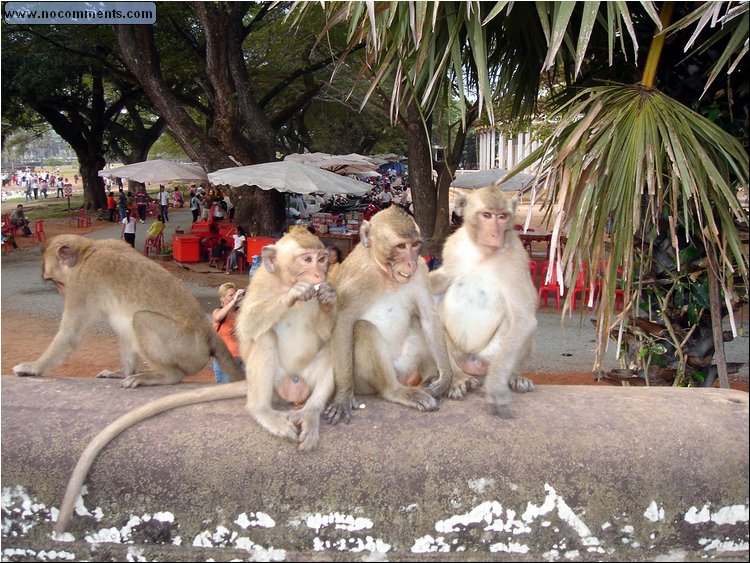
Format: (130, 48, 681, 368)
(12, 234, 244, 386)
(324, 206, 453, 425)
(53, 230, 336, 536)
(235, 228, 336, 449)
(430, 186, 537, 418)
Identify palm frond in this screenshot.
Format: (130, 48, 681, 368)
(518, 83, 749, 369)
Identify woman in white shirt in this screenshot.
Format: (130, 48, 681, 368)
(227, 225, 246, 273)
(121, 209, 137, 248)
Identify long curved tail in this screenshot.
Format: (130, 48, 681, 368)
(54, 382, 246, 536)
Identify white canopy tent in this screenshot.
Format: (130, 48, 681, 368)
(98, 160, 208, 184)
(207, 161, 372, 195)
(451, 168, 534, 191)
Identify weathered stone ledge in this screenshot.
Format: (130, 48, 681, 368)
(1, 376, 748, 561)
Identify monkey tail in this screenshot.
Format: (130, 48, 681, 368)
(54, 382, 246, 537)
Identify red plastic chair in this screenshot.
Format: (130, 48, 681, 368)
(76, 207, 92, 228)
(2, 214, 19, 237)
(34, 219, 46, 242)
(528, 259, 538, 286)
(144, 232, 164, 257)
(538, 260, 562, 309)
(226, 253, 247, 274)
(614, 268, 626, 310)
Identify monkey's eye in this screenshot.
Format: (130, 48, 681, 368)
(303, 255, 313, 263)
(499, 212, 510, 221)
(397, 243, 407, 250)
(481, 212, 492, 219)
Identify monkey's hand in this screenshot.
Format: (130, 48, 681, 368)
(315, 282, 336, 307)
(323, 392, 358, 425)
(13, 362, 42, 377)
(288, 409, 320, 452)
(285, 282, 317, 307)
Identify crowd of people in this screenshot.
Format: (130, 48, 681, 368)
(3, 167, 76, 201)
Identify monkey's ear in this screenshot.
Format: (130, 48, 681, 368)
(359, 220, 372, 248)
(509, 196, 519, 216)
(57, 245, 78, 268)
(261, 245, 278, 273)
(454, 193, 468, 217)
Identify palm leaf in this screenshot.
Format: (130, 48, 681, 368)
(517, 83, 748, 370)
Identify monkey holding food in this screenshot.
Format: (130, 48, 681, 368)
(13, 234, 244, 387)
(53, 229, 336, 535)
(430, 185, 537, 418)
(324, 206, 454, 425)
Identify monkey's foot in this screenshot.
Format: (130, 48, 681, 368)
(95, 369, 126, 379)
(509, 374, 534, 393)
(323, 396, 358, 425)
(447, 372, 481, 400)
(486, 396, 514, 419)
(13, 362, 41, 377)
(390, 387, 439, 412)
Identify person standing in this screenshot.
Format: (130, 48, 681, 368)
(117, 188, 128, 222)
(106, 192, 118, 222)
(157, 184, 170, 222)
(211, 282, 246, 383)
(135, 187, 150, 223)
(189, 190, 202, 223)
(120, 209, 137, 248)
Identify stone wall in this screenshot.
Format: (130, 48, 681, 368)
(2, 376, 748, 561)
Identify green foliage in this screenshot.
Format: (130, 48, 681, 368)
(517, 81, 748, 381)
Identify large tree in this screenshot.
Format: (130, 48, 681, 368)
(112, 2, 361, 234)
(1, 25, 164, 211)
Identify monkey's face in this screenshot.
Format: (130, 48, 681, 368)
(374, 231, 422, 285)
(366, 207, 423, 285)
(466, 188, 515, 256)
(470, 208, 512, 255)
(289, 248, 328, 286)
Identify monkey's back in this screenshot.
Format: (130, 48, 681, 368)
(68, 238, 205, 317)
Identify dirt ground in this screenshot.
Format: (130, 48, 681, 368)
(2, 209, 747, 392)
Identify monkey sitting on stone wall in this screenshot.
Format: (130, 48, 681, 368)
(430, 186, 538, 418)
(324, 206, 454, 425)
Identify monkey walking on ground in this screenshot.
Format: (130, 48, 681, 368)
(13, 234, 244, 387)
(430, 186, 538, 418)
(52, 230, 336, 536)
(324, 206, 454, 425)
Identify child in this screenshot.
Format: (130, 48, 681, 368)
(209, 238, 230, 269)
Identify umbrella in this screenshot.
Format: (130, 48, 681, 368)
(207, 161, 372, 195)
(98, 160, 208, 183)
(285, 152, 379, 175)
(451, 168, 534, 191)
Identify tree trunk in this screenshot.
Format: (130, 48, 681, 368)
(114, 22, 285, 235)
(432, 104, 478, 250)
(77, 153, 107, 212)
(404, 101, 438, 247)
